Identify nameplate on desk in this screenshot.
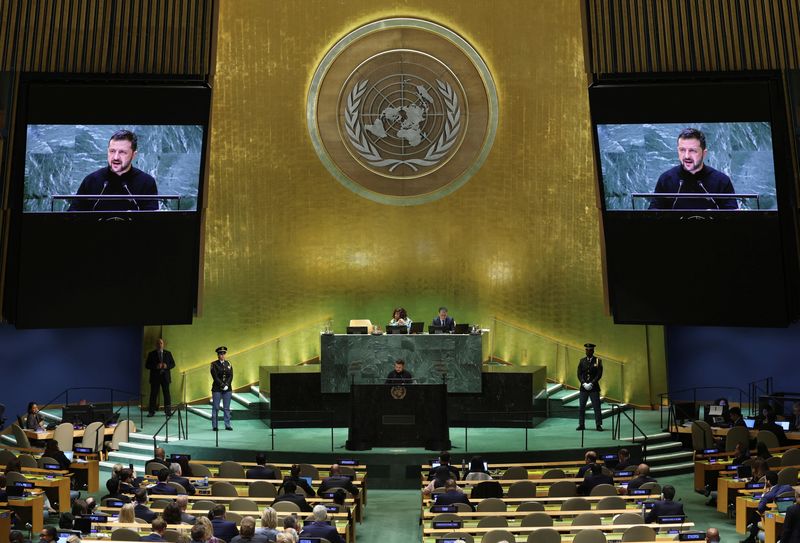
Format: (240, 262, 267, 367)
(752, 493, 763, 499)
(431, 505, 457, 513)
(320, 491, 337, 499)
(703, 448, 719, 454)
(74, 446, 92, 453)
(630, 488, 648, 495)
(659, 515, 686, 524)
(105, 500, 125, 507)
(678, 532, 706, 541)
(432, 520, 463, 529)
(43, 463, 61, 470)
(436, 539, 464, 543)
(339, 459, 359, 466)
(745, 482, 765, 489)
(382, 414, 415, 425)
(616, 470, 634, 477)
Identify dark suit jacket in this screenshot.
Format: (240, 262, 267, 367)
(434, 490, 474, 511)
(645, 499, 685, 523)
(627, 475, 658, 492)
(150, 481, 177, 495)
(134, 504, 157, 522)
(782, 503, 800, 543)
(431, 316, 455, 332)
(278, 475, 315, 497)
(427, 464, 460, 482)
(168, 475, 195, 495)
(615, 459, 634, 471)
(577, 464, 593, 478)
(211, 518, 239, 543)
(272, 493, 313, 512)
(300, 522, 344, 543)
(140, 533, 166, 541)
(319, 475, 359, 496)
(245, 465, 280, 480)
(145, 350, 176, 384)
(578, 473, 614, 496)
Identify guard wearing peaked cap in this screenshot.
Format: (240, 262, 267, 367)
(576, 342, 604, 432)
(210, 346, 233, 431)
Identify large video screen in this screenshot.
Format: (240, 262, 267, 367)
(597, 122, 777, 211)
(25, 124, 203, 212)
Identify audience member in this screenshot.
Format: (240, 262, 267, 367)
(9, 531, 28, 543)
(645, 484, 684, 523)
(756, 441, 772, 461)
(133, 489, 157, 522)
(578, 463, 613, 496)
(140, 517, 168, 542)
(298, 505, 343, 543)
(277, 465, 315, 497)
(117, 503, 136, 524)
(255, 507, 278, 542)
(731, 441, 751, 465)
(102, 477, 131, 503)
(38, 527, 56, 543)
(780, 488, 800, 543)
(281, 515, 299, 543)
(742, 470, 794, 543)
(246, 453, 280, 480)
(58, 512, 75, 530)
(615, 448, 633, 471)
(626, 463, 657, 492)
(426, 452, 459, 481)
(230, 516, 268, 543)
(190, 524, 206, 543)
(463, 456, 491, 481)
(25, 402, 45, 431)
(176, 495, 196, 524)
(432, 479, 474, 510)
(162, 502, 184, 525)
(145, 448, 168, 474)
(196, 517, 223, 543)
(791, 401, 800, 432)
(118, 468, 137, 494)
(210, 504, 239, 543)
(319, 464, 359, 496)
(760, 411, 789, 445)
(150, 468, 178, 495)
(705, 528, 720, 543)
(577, 451, 598, 477)
(729, 406, 746, 427)
(271, 481, 312, 512)
(43, 440, 72, 470)
(169, 463, 195, 495)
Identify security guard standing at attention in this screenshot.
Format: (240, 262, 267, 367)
(576, 342, 604, 432)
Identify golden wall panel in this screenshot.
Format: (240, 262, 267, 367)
(154, 0, 666, 406)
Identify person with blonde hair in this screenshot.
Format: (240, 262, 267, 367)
(196, 517, 223, 543)
(255, 507, 278, 541)
(117, 503, 135, 524)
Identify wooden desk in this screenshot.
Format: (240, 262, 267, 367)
(71, 460, 100, 492)
(27, 475, 71, 512)
(735, 495, 762, 534)
(764, 511, 785, 543)
(93, 521, 349, 541)
(717, 477, 748, 514)
(23, 425, 116, 441)
(5, 493, 44, 533)
(675, 424, 800, 441)
(423, 521, 695, 538)
(0, 510, 11, 543)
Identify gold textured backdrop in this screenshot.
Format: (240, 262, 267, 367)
(147, 0, 666, 407)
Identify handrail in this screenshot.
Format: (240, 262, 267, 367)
(461, 410, 546, 451)
(151, 403, 187, 451)
(262, 410, 335, 452)
(748, 377, 773, 416)
(611, 404, 648, 461)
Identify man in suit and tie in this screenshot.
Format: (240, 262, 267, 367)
(210, 504, 239, 543)
(432, 307, 455, 332)
(318, 464, 359, 497)
(145, 338, 176, 417)
(149, 468, 178, 495)
(645, 484, 685, 523)
(245, 453, 280, 480)
(299, 505, 345, 543)
(271, 480, 313, 512)
(133, 489, 157, 522)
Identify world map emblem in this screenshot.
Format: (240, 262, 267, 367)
(308, 18, 498, 205)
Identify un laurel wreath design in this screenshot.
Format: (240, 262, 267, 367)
(345, 79, 461, 172)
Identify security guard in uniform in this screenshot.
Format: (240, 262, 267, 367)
(210, 346, 234, 431)
(576, 342, 604, 431)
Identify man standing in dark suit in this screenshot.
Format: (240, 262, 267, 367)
(433, 479, 474, 510)
(245, 453, 280, 480)
(145, 338, 176, 417)
(576, 342, 604, 431)
(271, 480, 313, 512)
(431, 307, 455, 332)
(318, 464, 359, 496)
(645, 485, 685, 523)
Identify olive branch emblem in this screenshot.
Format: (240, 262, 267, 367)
(344, 79, 461, 172)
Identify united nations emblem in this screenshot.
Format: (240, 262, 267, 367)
(390, 386, 407, 400)
(308, 18, 498, 205)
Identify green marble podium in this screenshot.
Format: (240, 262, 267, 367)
(320, 333, 485, 393)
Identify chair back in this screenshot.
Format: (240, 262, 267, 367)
(443, 533, 473, 543)
(147, 462, 169, 476)
(431, 512, 460, 524)
(596, 496, 626, 510)
(541, 468, 566, 479)
(11, 424, 31, 449)
(527, 527, 560, 543)
(520, 512, 553, 527)
(4, 471, 29, 485)
(470, 480, 503, 499)
(189, 462, 213, 477)
(230, 498, 259, 511)
(53, 422, 75, 453)
(298, 463, 320, 479)
(638, 482, 661, 494)
(476, 497, 507, 512)
(162, 530, 181, 543)
(167, 482, 187, 494)
(589, 483, 617, 496)
(482, 529, 517, 543)
(691, 421, 714, 450)
(614, 512, 644, 525)
(767, 456, 782, 468)
(272, 500, 300, 513)
(622, 525, 656, 542)
(18, 454, 38, 468)
(781, 448, 800, 467)
(338, 466, 356, 477)
(80, 421, 105, 451)
(477, 516, 508, 528)
(110, 528, 141, 541)
(38, 456, 60, 469)
(725, 426, 751, 451)
(507, 480, 537, 498)
(548, 480, 577, 497)
(572, 512, 602, 526)
(573, 528, 607, 543)
(777, 466, 798, 486)
(561, 497, 591, 511)
(249, 480, 277, 497)
(151, 499, 173, 509)
(108, 420, 135, 451)
(517, 501, 545, 511)
(0, 448, 17, 465)
(453, 502, 472, 512)
(225, 512, 243, 524)
(191, 500, 217, 511)
(756, 431, 779, 450)
(211, 481, 239, 496)
(218, 460, 246, 479)
(502, 466, 529, 480)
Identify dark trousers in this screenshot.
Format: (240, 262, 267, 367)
(578, 386, 602, 427)
(148, 380, 171, 414)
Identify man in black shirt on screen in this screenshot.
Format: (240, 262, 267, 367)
(649, 128, 737, 210)
(69, 129, 158, 211)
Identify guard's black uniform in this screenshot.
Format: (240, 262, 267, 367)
(577, 354, 604, 429)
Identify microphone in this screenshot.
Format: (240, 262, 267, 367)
(697, 181, 719, 209)
(122, 182, 140, 210)
(92, 181, 109, 211)
(671, 179, 683, 209)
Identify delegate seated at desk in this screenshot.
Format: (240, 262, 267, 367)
(385, 359, 413, 385)
(431, 306, 455, 332)
(389, 307, 412, 331)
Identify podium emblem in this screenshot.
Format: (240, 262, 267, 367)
(390, 386, 407, 400)
(308, 18, 498, 205)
